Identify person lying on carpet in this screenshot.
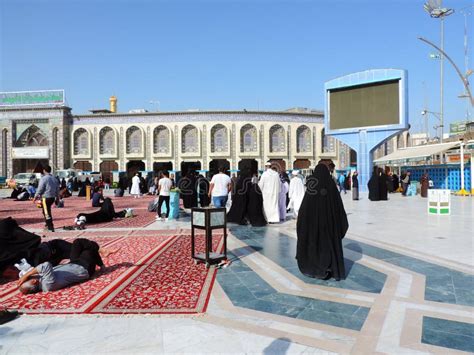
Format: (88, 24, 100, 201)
(18, 238, 117, 294)
(74, 198, 133, 226)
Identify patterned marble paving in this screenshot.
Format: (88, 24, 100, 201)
(422, 316, 474, 353)
(344, 240, 474, 307)
(229, 226, 387, 294)
(217, 252, 370, 331)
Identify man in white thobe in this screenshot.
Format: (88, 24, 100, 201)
(258, 162, 281, 223)
(288, 170, 305, 218)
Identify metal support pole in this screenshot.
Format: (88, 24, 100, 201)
(440, 17, 445, 143)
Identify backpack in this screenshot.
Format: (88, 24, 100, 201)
(148, 197, 159, 212)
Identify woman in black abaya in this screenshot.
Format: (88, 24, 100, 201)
(247, 182, 267, 227)
(197, 175, 210, 207)
(227, 170, 252, 225)
(296, 163, 348, 281)
(378, 168, 388, 200)
(367, 166, 380, 201)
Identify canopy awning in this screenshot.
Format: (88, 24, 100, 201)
(373, 141, 461, 164)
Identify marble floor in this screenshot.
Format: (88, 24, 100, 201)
(1, 192, 473, 354)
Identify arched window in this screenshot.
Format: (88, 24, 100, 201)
(182, 125, 198, 153)
(126, 126, 143, 154)
(296, 125, 311, 153)
(240, 124, 257, 153)
(397, 134, 405, 149)
(270, 125, 285, 153)
(321, 128, 335, 153)
(153, 126, 170, 154)
(15, 125, 48, 147)
(211, 124, 228, 153)
(100, 127, 116, 155)
(73, 128, 89, 155)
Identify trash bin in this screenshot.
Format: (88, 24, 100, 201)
(161, 190, 180, 219)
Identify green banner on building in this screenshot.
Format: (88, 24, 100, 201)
(449, 121, 467, 135)
(0, 90, 64, 107)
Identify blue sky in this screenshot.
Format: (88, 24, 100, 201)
(1, 0, 472, 136)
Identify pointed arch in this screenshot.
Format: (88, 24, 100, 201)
(269, 124, 285, 153)
(181, 125, 199, 153)
(240, 124, 257, 153)
(153, 125, 170, 154)
(99, 126, 116, 155)
(126, 126, 143, 154)
(15, 125, 48, 147)
(296, 125, 311, 153)
(210, 124, 228, 153)
(73, 128, 89, 155)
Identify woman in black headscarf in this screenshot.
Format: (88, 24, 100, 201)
(378, 168, 388, 201)
(178, 170, 198, 209)
(367, 166, 380, 201)
(247, 182, 267, 227)
(197, 175, 210, 207)
(296, 163, 348, 281)
(227, 170, 252, 225)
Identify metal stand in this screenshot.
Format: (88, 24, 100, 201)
(191, 207, 227, 268)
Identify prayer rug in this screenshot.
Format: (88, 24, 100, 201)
(0, 233, 221, 314)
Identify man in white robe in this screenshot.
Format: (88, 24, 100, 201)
(258, 162, 281, 223)
(288, 170, 305, 218)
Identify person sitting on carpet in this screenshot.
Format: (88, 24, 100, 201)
(18, 238, 116, 294)
(91, 186, 105, 207)
(75, 197, 133, 226)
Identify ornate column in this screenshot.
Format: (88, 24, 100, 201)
(202, 124, 207, 170)
(146, 126, 152, 171)
(119, 127, 125, 171)
(231, 123, 237, 170)
(174, 125, 179, 171)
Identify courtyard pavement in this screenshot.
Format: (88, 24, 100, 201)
(0, 189, 473, 354)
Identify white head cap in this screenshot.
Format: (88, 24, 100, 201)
(292, 170, 300, 176)
(264, 162, 272, 167)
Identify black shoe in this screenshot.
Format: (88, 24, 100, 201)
(0, 309, 19, 325)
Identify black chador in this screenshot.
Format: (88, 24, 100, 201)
(227, 172, 251, 225)
(367, 166, 380, 201)
(296, 163, 348, 281)
(197, 175, 210, 207)
(247, 183, 267, 227)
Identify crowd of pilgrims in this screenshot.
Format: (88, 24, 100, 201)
(1, 159, 350, 286)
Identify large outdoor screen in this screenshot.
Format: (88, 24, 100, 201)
(329, 79, 400, 130)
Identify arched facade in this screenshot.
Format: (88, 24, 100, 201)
(66, 111, 351, 175)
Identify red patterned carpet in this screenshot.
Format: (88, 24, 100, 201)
(0, 196, 157, 229)
(0, 233, 222, 314)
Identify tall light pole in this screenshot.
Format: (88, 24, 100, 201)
(423, 0, 454, 143)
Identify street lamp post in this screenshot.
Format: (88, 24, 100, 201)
(423, 1, 454, 143)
